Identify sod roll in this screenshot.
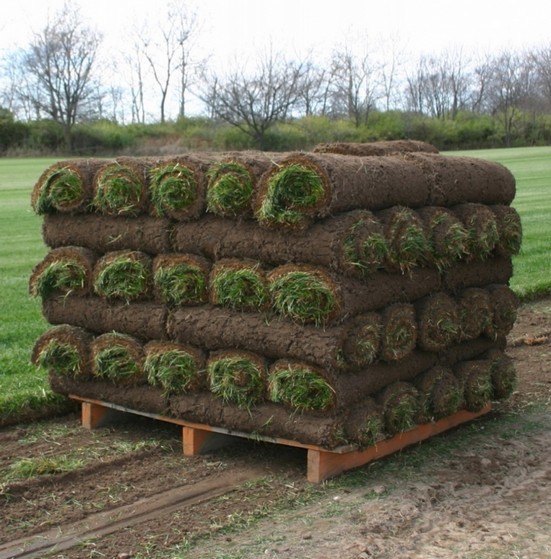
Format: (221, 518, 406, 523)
(404, 152, 516, 207)
(153, 253, 210, 307)
(144, 341, 206, 395)
(207, 349, 267, 409)
(377, 382, 421, 435)
(312, 139, 439, 156)
(172, 210, 387, 277)
(253, 152, 430, 229)
(416, 291, 461, 352)
(31, 159, 110, 215)
(42, 214, 172, 254)
(414, 365, 463, 422)
(93, 250, 152, 302)
(168, 306, 386, 371)
(43, 295, 168, 340)
(29, 246, 96, 299)
(453, 359, 494, 412)
(206, 151, 278, 217)
(91, 332, 145, 386)
(92, 158, 149, 216)
(31, 324, 93, 379)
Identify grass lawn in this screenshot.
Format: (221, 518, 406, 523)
(0, 147, 550, 424)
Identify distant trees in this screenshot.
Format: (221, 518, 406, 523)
(12, 3, 102, 151)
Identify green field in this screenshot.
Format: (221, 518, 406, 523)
(0, 148, 550, 424)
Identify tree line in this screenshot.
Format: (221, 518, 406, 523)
(1, 2, 551, 154)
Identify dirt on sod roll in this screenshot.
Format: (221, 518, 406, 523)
(171, 210, 384, 277)
(31, 324, 93, 379)
(29, 246, 97, 299)
(42, 214, 173, 255)
(457, 287, 493, 341)
(42, 295, 168, 341)
(92, 158, 149, 216)
(312, 139, 439, 156)
(452, 203, 499, 260)
(414, 365, 463, 422)
(443, 256, 513, 293)
(417, 206, 470, 270)
(267, 263, 441, 326)
(441, 336, 506, 369)
(169, 394, 348, 448)
(206, 151, 278, 217)
(153, 253, 210, 307)
(416, 292, 461, 352)
(31, 159, 110, 215)
(144, 341, 206, 395)
(209, 259, 269, 312)
(168, 306, 383, 371)
(377, 206, 431, 273)
(404, 152, 516, 207)
(377, 381, 421, 435)
(253, 152, 430, 229)
(91, 332, 145, 386)
(93, 250, 152, 302)
(453, 359, 494, 412)
(490, 204, 523, 257)
(380, 303, 417, 361)
(343, 397, 386, 448)
(49, 373, 167, 415)
(207, 349, 267, 409)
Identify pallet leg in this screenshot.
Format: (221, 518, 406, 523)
(81, 401, 127, 429)
(182, 425, 236, 456)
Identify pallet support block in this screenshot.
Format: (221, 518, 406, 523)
(70, 395, 492, 483)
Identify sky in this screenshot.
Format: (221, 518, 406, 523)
(1, 0, 549, 62)
(1, 0, 549, 118)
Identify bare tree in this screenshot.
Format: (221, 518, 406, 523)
(486, 50, 536, 146)
(329, 43, 382, 127)
(532, 44, 551, 111)
(405, 50, 471, 119)
(200, 50, 306, 149)
(136, 0, 200, 123)
(17, 3, 102, 151)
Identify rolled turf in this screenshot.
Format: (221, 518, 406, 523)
(209, 259, 269, 312)
(168, 306, 382, 371)
(93, 250, 152, 302)
(91, 332, 145, 386)
(207, 349, 267, 409)
(490, 205, 523, 257)
(379, 303, 417, 362)
(29, 246, 96, 299)
(484, 348, 518, 400)
(31, 324, 93, 379)
(457, 287, 493, 341)
(414, 365, 463, 421)
(416, 292, 461, 352)
(144, 341, 206, 395)
(42, 214, 172, 255)
(253, 152, 430, 229)
(206, 151, 277, 217)
(92, 159, 149, 216)
(153, 253, 210, 307)
(453, 359, 494, 412)
(404, 152, 516, 207)
(377, 382, 421, 435)
(312, 139, 439, 156)
(452, 203, 499, 260)
(171, 210, 386, 277)
(31, 159, 110, 215)
(43, 295, 168, 341)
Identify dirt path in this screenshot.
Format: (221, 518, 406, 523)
(1, 299, 550, 559)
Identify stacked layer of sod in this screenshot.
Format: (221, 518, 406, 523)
(31, 143, 521, 449)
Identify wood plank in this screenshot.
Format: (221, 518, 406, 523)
(307, 405, 492, 483)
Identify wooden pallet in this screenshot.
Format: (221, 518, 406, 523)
(70, 395, 492, 483)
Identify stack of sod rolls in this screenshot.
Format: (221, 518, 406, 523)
(30, 141, 521, 449)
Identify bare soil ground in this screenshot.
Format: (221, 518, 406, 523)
(1, 298, 550, 559)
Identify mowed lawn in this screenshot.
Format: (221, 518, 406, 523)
(0, 147, 550, 423)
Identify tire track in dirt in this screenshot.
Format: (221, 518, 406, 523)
(0, 466, 260, 559)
